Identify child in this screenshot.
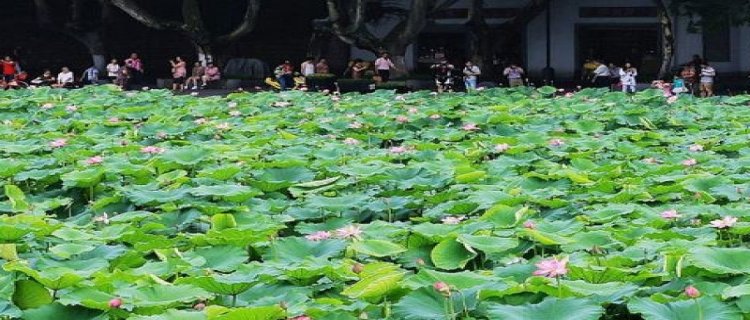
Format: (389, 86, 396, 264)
(619, 63, 638, 93)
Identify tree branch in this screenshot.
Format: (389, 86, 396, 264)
(215, 0, 261, 44)
(110, 0, 184, 31)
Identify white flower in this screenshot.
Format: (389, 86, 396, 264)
(441, 215, 466, 225)
(494, 143, 510, 152)
(94, 212, 110, 224)
(689, 144, 704, 152)
(65, 105, 78, 112)
(343, 138, 360, 145)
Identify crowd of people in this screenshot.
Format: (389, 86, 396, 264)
(0, 51, 733, 95)
(582, 54, 718, 97)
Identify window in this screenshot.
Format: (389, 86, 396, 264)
(702, 21, 731, 62)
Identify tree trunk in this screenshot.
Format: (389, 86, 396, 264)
(467, 0, 494, 78)
(655, 0, 675, 80)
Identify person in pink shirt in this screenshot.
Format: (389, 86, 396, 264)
(125, 53, 143, 85)
(170, 56, 187, 91)
(374, 52, 397, 83)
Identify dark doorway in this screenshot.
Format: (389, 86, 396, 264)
(577, 24, 660, 80)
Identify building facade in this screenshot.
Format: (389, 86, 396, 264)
(352, 0, 750, 81)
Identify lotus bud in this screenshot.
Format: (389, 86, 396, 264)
(352, 263, 364, 274)
(108, 298, 122, 308)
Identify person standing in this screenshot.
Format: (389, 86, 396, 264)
(431, 58, 455, 93)
(374, 52, 396, 83)
(301, 57, 316, 77)
(170, 56, 187, 91)
(619, 62, 638, 93)
(591, 60, 611, 88)
(462, 61, 481, 92)
(503, 63, 525, 87)
(699, 60, 716, 97)
(315, 58, 330, 74)
(274, 60, 294, 90)
(1, 56, 17, 83)
(79, 65, 100, 85)
(125, 53, 143, 85)
(106, 59, 120, 81)
(680, 65, 697, 95)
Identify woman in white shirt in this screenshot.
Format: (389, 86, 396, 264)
(619, 62, 638, 93)
(106, 59, 120, 80)
(300, 57, 315, 77)
(55, 67, 74, 88)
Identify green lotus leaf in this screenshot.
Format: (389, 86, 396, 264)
(350, 239, 406, 257)
(341, 262, 406, 302)
(628, 296, 740, 320)
(12, 280, 53, 310)
(485, 297, 604, 320)
(431, 237, 477, 270)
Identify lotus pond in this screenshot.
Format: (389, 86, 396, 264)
(1, 86, 750, 319)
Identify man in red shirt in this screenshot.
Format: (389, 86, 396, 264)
(2, 56, 16, 82)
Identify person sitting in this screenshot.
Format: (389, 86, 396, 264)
(115, 67, 130, 89)
(350, 59, 366, 79)
(301, 57, 315, 77)
(106, 59, 120, 81)
(431, 58, 455, 93)
(31, 69, 56, 86)
(201, 62, 221, 88)
(54, 67, 75, 88)
(79, 65, 100, 85)
(274, 60, 294, 90)
(315, 58, 330, 74)
(186, 62, 205, 90)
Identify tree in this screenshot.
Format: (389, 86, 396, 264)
(669, 0, 750, 31)
(314, 0, 458, 73)
(109, 0, 260, 63)
(33, 0, 112, 71)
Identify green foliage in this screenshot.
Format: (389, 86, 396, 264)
(0, 86, 748, 318)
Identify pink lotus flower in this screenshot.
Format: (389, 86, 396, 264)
(433, 281, 451, 295)
(86, 156, 103, 165)
(682, 158, 697, 167)
(710, 216, 738, 229)
(549, 138, 565, 147)
(140, 146, 165, 154)
(667, 95, 679, 104)
(108, 117, 120, 123)
(348, 122, 363, 129)
(523, 220, 536, 229)
(227, 101, 238, 108)
(429, 114, 441, 120)
(194, 118, 207, 125)
(689, 144, 704, 152)
(642, 157, 658, 164)
(685, 285, 700, 298)
(273, 101, 291, 107)
(305, 231, 331, 241)
(533, 256, 569, 278)
(660, 209, 680, 220)
(462, 123, 479, 131)
(65, 105, 78, 112)
(108, 297, 122, 309)
(336, 225, 363, 240)
(229, 110, 242, 117)
(157, 132, 169, 139)
(50, 139, 67, 148)
(343, 138, 360, 145)
(565, 92, 575, 98)
(41, 103, 54, 110)
(215, 122, 231, 130)
(396, 115, 409, 123)
(389, 146, 408, 154)
(408, 107, 418, 114)
(441, 215, 466, 225)
(495, 143, 510, 152)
